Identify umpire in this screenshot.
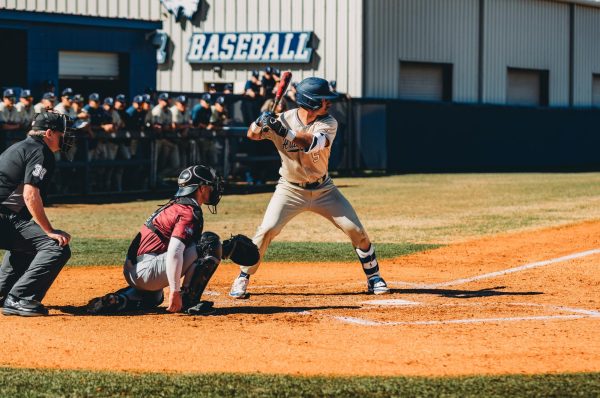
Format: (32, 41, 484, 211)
(0, 112, 73, 316)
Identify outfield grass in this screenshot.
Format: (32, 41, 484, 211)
(0, 368, 599, 397)
(3, 239, 438, 266)
(46, 173, 600, 245)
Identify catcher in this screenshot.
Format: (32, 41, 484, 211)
(86, 165, 258, 315)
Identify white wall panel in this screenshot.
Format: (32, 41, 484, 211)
(151, 0, 363, 95)
(573, 5, 600, 106)
(483, 0, 570, 105)
(364, 0, 479, 101)
(1, 0, 359, 97)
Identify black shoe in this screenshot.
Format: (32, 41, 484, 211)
(2, 295, 49, 317)
(186, 300, 215, 316)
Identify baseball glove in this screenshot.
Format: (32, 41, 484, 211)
(222, 234, 259, 266)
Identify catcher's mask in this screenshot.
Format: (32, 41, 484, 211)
(175, 165, 224, 213)
(31, 111, 83, 161)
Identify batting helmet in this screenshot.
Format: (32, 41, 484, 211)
(295, 77, 339, 111)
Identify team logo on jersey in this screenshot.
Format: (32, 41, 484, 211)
(32, 164, 47, 180)
(282, 140, 300, 153)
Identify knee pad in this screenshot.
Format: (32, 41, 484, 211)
(197, 231, 222, 261)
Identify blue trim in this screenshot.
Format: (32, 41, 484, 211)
(0, 10, 161, 30)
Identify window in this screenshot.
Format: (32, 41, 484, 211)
(506, 68, 549, 106)
(592, 74, 600, 107)
(398, 61, 452, 102)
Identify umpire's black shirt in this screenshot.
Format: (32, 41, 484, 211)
(0, 136, 55, 219)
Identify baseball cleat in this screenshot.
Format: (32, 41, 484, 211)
(229, 276, 250, 299)
(186, 300, 215, 315)
(86, 293, 125, 315)
(2, 295, 49, 317)
(367, 276, 390, 295)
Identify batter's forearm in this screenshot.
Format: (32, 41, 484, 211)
(289, 130, 314, 148)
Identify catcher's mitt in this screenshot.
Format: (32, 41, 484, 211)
(222, 234, 259, 266)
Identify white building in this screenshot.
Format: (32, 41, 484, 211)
(1, 0, 600, 107)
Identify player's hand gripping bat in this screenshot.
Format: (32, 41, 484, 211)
(261, 71, 292, 133)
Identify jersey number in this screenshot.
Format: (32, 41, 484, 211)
(32, 164, 47, 180)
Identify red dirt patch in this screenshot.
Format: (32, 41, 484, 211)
(0, 221, 599, 376)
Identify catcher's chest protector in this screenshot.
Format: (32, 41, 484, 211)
(143, 197, 204, 243)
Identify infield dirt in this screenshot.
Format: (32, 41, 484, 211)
(0, 220, 599, 376)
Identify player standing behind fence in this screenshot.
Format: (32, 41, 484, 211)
(229, 77, 389, 298)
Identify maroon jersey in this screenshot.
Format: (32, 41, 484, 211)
(136, 200, 203, 256)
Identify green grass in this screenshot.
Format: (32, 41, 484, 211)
(261, 242, 440, 262)
(0, 368, 599, 397)
(1, 240, 439, 266)
(46, 173, 600, 244)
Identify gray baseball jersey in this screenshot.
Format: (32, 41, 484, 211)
(261, 109, 338, 183)
(15, 103, 34, 127)
(33, 102, 49, 114)
(151, 104, 172, 126)
(169, 105, 190, 125)
(0, 103, 21, 124)
(53, 103, 77, 119)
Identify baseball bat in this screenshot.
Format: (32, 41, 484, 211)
(271, 71, 292, 112)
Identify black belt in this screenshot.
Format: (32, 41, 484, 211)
(289, 175, 327, 189)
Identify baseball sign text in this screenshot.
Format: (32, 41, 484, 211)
(186, 32, 313, 63)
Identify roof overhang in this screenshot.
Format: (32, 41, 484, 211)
(557, 0, 600, 7)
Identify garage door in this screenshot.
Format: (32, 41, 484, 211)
(506, 68, 548, 106)
(399, 61, 452, 101)
(59, 51, 119, 79)
(592, 74, 600, 107)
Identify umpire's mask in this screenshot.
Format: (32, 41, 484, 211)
(31, 112, 79, 161)
(175, 165, 224, 214)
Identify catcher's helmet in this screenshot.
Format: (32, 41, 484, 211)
(175, 165, 224, 208)
(295, 77, 339, 111)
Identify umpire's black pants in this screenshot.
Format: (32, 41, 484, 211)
(0, 213, 71, 302)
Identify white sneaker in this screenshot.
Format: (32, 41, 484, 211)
(367, 276, 390, 295)
(229, 276, 249, 298)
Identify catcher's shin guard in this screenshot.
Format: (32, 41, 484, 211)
(182, 257, 220, 310)
(182, 232, 222, 310)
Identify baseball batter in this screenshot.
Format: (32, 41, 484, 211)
(229, 77, 389, 298)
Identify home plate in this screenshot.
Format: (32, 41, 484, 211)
(361, 299, 421, 306)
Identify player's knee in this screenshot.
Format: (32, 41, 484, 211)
(42, 242, 71, 265)
(258, 223, 281, 241)
(197, 231, 222, 262)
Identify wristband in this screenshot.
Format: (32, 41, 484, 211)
(285, 129, 296, 142)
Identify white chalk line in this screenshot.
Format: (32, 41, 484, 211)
(239, 248, 600, 292)
(333, 314, 591, 326)
(332, 302, 600, 326)
(410, 248, 600, 289)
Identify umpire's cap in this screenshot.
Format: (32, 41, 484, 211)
(295, 77, 339, 111)
(175, 165, 220, 197)
(31, 111, 68, 133)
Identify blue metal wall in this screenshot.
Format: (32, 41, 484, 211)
(0, 11, 159, 97)
(379, 100, 600, 172)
